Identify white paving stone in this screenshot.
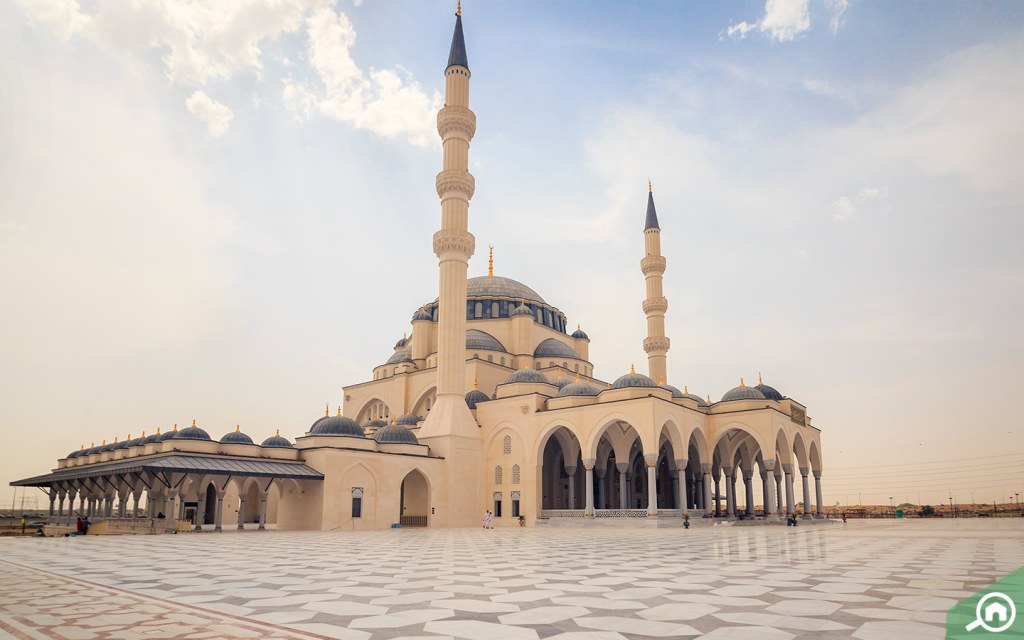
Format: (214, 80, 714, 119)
(498, 606, 591, 625)
(574, 616, 701, 637)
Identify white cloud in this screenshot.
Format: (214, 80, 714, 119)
(859, 186, 880, 200)
(827, 0, 850, 35)
(727, 0, 811, 43)
(832, 195, 856, 220)
(186, 90, 234, 136)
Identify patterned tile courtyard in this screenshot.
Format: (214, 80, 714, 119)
(1, 520, 1022, 639)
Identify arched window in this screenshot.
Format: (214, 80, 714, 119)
(574, 364, 579, 372)
(512, 464, 521, 484)
(473, 353, 479, 359)
(487, 354, 493, 362)
(535, 308, 543, 323)
(474, 302, 482, 318)
(494, 466, 503, 485)
(500, 357, 505, 366)
(503, 434, 511, 455)
(491, 302, 499, 317)
(562, 361, 567, 368)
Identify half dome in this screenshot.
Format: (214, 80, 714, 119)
(176, 422, 212, 441)
(465, 389, 490, 409)
(395, 413, 420, 427)
(386, 348, 413, 365)
(466, 329, 506, 352)
(611, 368, 658, 389)
(533, 338, 578, 359)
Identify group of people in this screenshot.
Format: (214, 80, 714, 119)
(75, 516, 90, 535)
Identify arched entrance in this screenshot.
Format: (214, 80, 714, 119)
(400, 470, 429, 527)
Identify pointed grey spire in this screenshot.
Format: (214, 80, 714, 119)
(645, 184, 660, 230)
(447, 10, 469, 70)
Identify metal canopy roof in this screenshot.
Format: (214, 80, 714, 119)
(10, 453, 324, 487)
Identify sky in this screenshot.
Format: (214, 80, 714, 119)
(2, 0, 1023, 510)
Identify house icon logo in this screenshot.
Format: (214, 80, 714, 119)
(966, 592, 1017, 633)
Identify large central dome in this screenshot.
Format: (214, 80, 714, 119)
(419, 273, 567, 333)
(433, 275, 545, 304)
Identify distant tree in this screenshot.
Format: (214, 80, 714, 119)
(919, 505, 935, 517)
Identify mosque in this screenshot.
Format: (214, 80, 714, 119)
(12, 7, 825, 532)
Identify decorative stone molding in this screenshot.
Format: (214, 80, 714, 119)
(582, 458, 596, 469)
(435, 170, 476, 199)
(642, 297, 668, 315)
(616, 463, 629, 474)
(432, 229, 475, 258)
(643, 336, 671, 353)
(640, 255, 667, 275)
(700, 463, 712, 474)
(763, 458, 776, 471)
(564, 465, 577, 476)
(674, 458, 688, 470)
(436, 106, 477, 140)
(782, 463, 793, 473)
(644, 453, 658, 466)
(799, 467, 809, 476)
(813, 470, 822, 478)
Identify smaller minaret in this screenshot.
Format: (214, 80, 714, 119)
(641, 181, 670, 384)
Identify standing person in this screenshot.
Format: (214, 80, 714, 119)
(75, 517, 83, 535)
(484, 510, 493, 529)
(82, 517, 90, 535)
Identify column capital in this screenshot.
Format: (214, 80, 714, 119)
(799, 467, 809, 476)
(564, 465, 577, 477)
(722, 466, 734, 477)
(674, 458, 688, 470)
(615, 462, 629, 474)
(582, 458, 596, 467)
(595, 468, 607, 479)
(743, 470, 753, 480)
(762, 458, 776, 471)
(644, 453, 658, 466)
(700, 463, 712, 474)
(813, 469, 822, 478)
(782, 463, 793, 473)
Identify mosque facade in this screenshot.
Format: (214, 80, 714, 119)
(12, 9, 825, 532)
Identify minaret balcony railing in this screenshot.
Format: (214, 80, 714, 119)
(643, 336, 671, 353)
(435, 171, 476, 199)
(436, 106, 477, 140)
(642, 297, 668, 315)
(432, 228, 475, 259)
(640, 255, 667, 275)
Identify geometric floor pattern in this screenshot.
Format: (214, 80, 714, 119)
(1, 520, 1021, 640)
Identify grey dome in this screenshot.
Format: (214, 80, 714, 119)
(127, 435, 146, 447)
(533, 338, 578, 359)
(310, 415, 365, 437)
(395, 413, 421, 426)
(681, 391, 709, 407)
(662, 384, 685, 399)
(467, 275, 545, 303)
(550, 376, 571, 389)
(394, 336, 408, 349)
(412, 309, 433, 321)
(99, 441, 116, 452)
(571, 327, 589, 340)
(465, 389, 490, 409)
(557, 381, 600, 397)
(756, 383, 784, 401)
(159, 427, 179, 441)
(722, 384, 767, 402)
(373, 424, 419, 445)
(505, 368, 550, 384)
(466, 329, 506, 352)
(144, 431, 163, 444)
(386, 348, 413, 365)
(176, 424, 212, 441)
(261, 433, 293, 448)
(511, 303, 534, 317)
(112, 439, 130, 450)
(219, 428, 254, 445)
(363, 417, 388, 428)
(67, 448, 83, 459)
(612, 371, 659, 389)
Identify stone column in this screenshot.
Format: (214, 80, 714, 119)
(763, 460, 778, 516)
(583, 459, 595, 516)
(744, 472, 755, 516)
(258, 493, 268, 530)
(724, 467, 736, 519)
(616, 463, 629, 509)
(713, 474, 721, 517)
(813, 470, 824, 516)
(675, 459, 688, 514)
(214, 490, 225, 532)
(595, 468, 606, 509)
(645, 454, 658, 516)
(783, 464, 796, 516)
(56, 493, 65, 522)
(48, 490, 56, 518)
(193, 494, 206, 532)
(800, 468, 811, 518)
(760, 472, 769, 517)
(565, 466, 577, 509)
(237, 495, 247, 530)
(105, 496, 114, 518)
(701, 465, 712, 514)
(132, 492, 141, 519)
(164, 490, 178, 530)
(776, 473, 784, 515)
(80, 495, 87, 516)
(117, 494, 128, 519)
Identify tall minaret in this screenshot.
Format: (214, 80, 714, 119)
(418, 3, 478, 441)
(641, 181, 670, 383)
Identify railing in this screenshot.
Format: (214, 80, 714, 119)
(594, 509, 649, 518)
(400, 516, 427, 527)
(540, 509, 586, 518)
(658, 509, 681, 518)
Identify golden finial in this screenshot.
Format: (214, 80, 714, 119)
(575, 373, 581, 382)
(457, 0, 461, 17)
(113, 437, 118, 444)
(191, 419, 196, 428)
(80, 444, 84, 451)
(325, 403, 329, 417)
(740, 377, 745, 387)
(630, 364, 636, 374)
(658, 376, 665, 385)
(235, 425, 240, 432)
(488, 245, 494, 276)
(172, 423, 178, 432)
(141, 431, 145, 438)
(337, 406, 342, 416)
(90, 441, 94, 448)
(707, 394, 712, 403)
(102, 439, 106, 445)
(126, 433, 131, 441)
(758, 371, 763, 385)
(648, 179, 652, 193)
(473, 375, 478, 390)
(275, 429, 280, 436)
(684, 385, 689, 394)
(391, 416, 396, 424)
(155, 427, 161, 435)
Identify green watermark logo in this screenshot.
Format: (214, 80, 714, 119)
(947, 567, 1024, 638)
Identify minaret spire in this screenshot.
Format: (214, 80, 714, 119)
(641, 183, 670, 384)
(419, 8, 478, 441)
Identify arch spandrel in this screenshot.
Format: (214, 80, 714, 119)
(531, 419, 584, 464)
(791, 431, 810, 469)
(808, 438, 822, 472)
(583, 411, 657, 459)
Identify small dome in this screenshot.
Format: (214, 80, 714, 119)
(159, 426, 180, 441)
(67, 448, 82, 459)
(363, 417, 388, 428)
(722, 381, 767, 402)
(144, 431, 163, 444)
(176, 422, 212, 441)
(550, 376, 571, 389)
(127, 435, 146, 447)
(466, 329, 506, 352)
(571, 327, 589, 340)
(611, 367, 659, 389)
(465, 389, 490, 409)
(386, 348, 413, 365)
(504, 368, 550, 385)
(373, 424, 419, 445)
(557, 380, 600, 397)
(112, 438, 130, 450)
(533, 338, 578, 359)
(412, 309, 433, 321)
(99, 441, 116, 452)
(662, 384, 685, 398)
(395, 413, 420, 426)
(755, 376, 784, 401)
(310, 414, 365, 437)
(679, 387, 709, 407)
(511, 303, 534, 317)
(219, 427, 254, 445)
(394, 336, 408, 349)
(261, 432, 293, 448)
